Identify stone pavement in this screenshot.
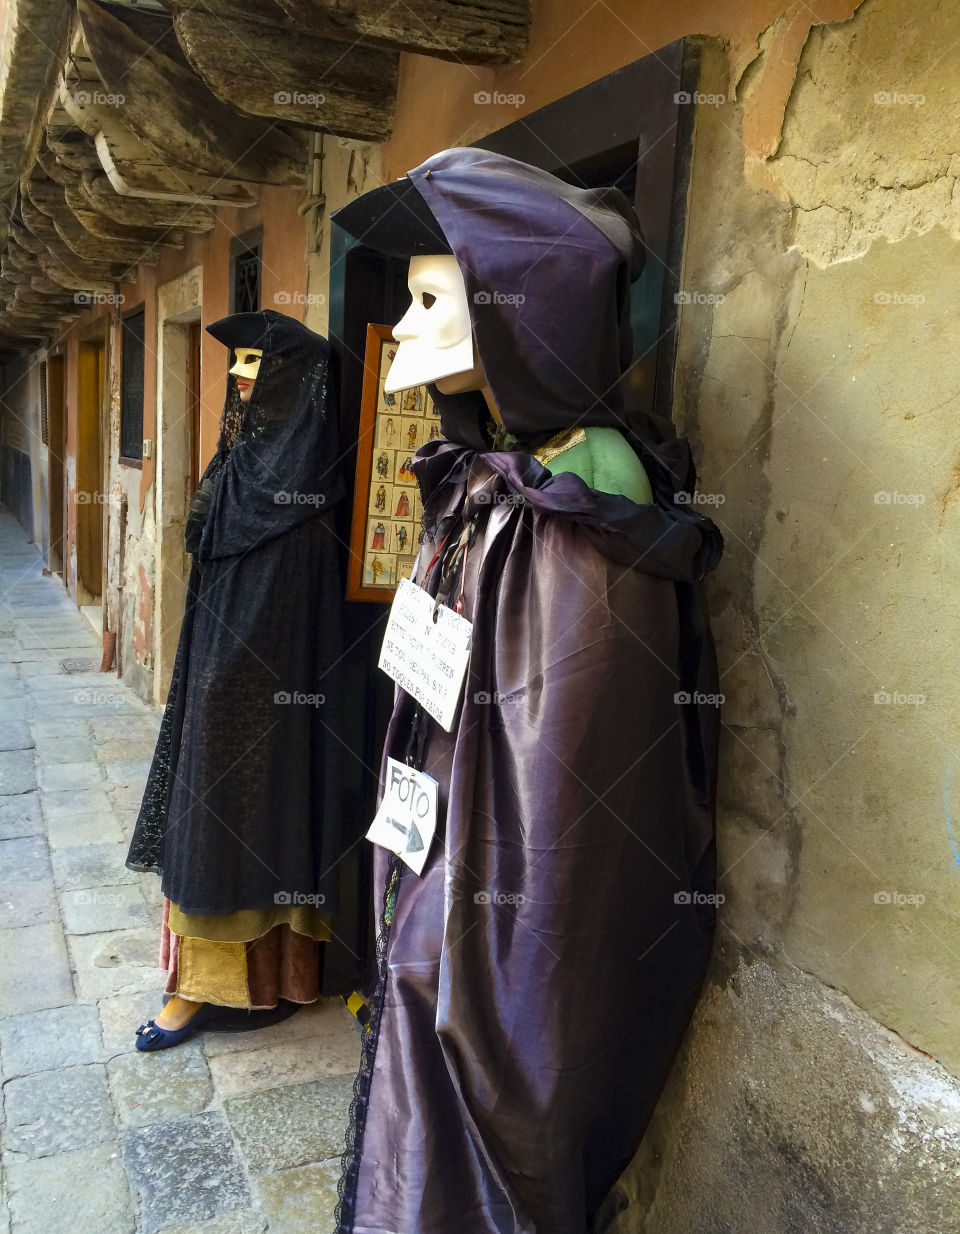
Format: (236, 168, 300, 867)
(0, 507, 361, 1234)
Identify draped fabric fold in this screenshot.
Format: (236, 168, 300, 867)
(334, 151, 725, 1234)
(127, 311, 347, 919)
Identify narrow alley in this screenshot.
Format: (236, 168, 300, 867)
(0, 506, 360, 1234)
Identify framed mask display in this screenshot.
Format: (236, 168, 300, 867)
(346, 323, 439, 601)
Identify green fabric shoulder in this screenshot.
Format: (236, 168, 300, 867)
(544, 426, 653, 504)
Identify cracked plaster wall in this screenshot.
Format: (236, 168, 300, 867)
(612, 2, 960, 1228)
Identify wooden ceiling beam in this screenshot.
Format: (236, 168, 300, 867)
(79, 172, 216, 233)
(167, 0, 399, 143)
(76, 0, 305, 187)
(37, 150, 185, 248)
(276, 0, 530, 64)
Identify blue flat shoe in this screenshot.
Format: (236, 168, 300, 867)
(134, 1002, 218, 1051)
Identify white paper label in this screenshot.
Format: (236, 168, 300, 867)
(378, 577, 473, 733)
(365, 757, 439, 875)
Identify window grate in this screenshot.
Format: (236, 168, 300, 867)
(233, 249, 262, 315)
(121, 309, 145, 461)
(39, 360, 48, 445)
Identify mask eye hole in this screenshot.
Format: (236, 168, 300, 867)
(421, 292, 436, 309)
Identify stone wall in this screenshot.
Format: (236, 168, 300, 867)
(613, 3, 960, 1228)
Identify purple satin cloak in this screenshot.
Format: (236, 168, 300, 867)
(337, 445, 720, 1234)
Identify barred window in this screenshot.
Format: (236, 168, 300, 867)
(120, 308, 145, 462)
(230, 229, 263, 315)
(39, 360, 48, 445)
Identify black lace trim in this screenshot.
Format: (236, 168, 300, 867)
(334, 856, 402, 1233)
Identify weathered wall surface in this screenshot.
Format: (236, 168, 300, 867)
(613, 2, 960, 1228)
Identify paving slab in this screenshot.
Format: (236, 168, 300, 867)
(208, 1024, 360, 1097)
(0, 922, 74, 1015)
(154, 1213, 267, 1234)
(92, 715, 161, 743)
(123, 1112, 251, 1233)
(40, 786, 113, 822)
(51, 841, 138, 891)
(98, 989, 162, 1055)
(201, 996, 353, 1059)
(0, 794, 42, 840)
(0, 1003, 103, 1080)
(31, 735, 97, 763)
(0, 750, 36, 796)
(46, 809, 125, 850)
(17, 658, 67, 678)
(97, 738, 158, 763)
(256, 1160, 342, 1233)
(2, 1063, 114, 1159)
(0, 834, 51, 883)
(223, 1074, 355, 1175)
(68, 926, 163, 999)
(29, 716, 94, 739)
(0, 721, 32, 751)
(109, 782, 149, 811)
(0, 877, 57, 930)
(103, 758, 154, 784)
(37, 761, 104, 792)
(6, 1141, 135, 1234)
(60, 884, 152, 935)
(108, 1039, 213, 1127)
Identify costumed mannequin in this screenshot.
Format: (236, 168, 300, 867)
(330, 150, 724, 1232)
(127, 309, 346, 1051)
(330, 148, 726, 1234)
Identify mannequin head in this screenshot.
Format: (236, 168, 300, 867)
(229, 347, 263, 403)
(384, 256, 475, 395)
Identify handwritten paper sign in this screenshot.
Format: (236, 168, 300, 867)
(378, 578, 472, 732)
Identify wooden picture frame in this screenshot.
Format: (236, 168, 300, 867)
(346, 323, 441, 601)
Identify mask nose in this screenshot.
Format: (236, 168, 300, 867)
(392, 305, 420, 344)
(229, 349, 263, 380)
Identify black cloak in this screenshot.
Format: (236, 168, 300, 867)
(333, 149, 724, 1234)
(126, 310, 347, 916)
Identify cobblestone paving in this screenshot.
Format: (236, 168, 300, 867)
(0, 508, 360, 1234)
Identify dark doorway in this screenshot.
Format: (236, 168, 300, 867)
(46, 355, 66, 575)
(474, 38, 700, 423)
(76, 339, 105, 613)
